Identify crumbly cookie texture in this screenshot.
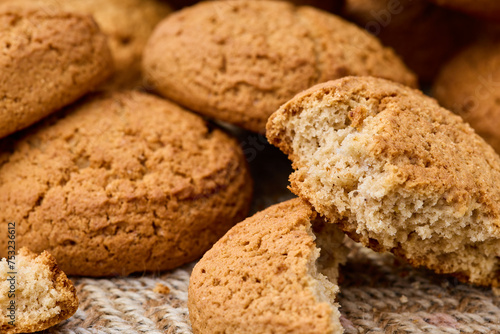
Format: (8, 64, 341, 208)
(433, 37, 500, 154)
(143, 0, 416, 133)
(0, 91, 252, 277)
(0, 248, 78, 334)
(189, 198, 348, 334)
(0, 0, 171, 88)
(267, 76, 500, 287)
(0, 4, 112, 139)
(427, 0, 500, 21)
(341, 0, 476, 82)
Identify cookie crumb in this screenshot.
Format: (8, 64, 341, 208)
(348, 106, 367, 130)
(154, 283, 171, 295)
(400, 295, 408, 303)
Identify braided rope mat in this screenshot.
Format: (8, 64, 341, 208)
(40, 139, 500, 334)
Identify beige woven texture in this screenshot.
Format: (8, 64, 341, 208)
(41, 138, 500, 334)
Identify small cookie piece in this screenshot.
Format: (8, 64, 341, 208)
(341, 0, 476, 82)
(0, 248, 78, 334)
(433, 37, 500, 154)
(0, 5, 112, 139)
(267, 76, 500, 287)
(0, 91, 252, 277)
(143, 0, 417, 133)
(1, 0, 172, 88)
(189, 198, 348, 334)
(153, 283, 171, 295)
(427, 0, 500, 21)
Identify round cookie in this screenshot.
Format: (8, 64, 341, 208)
(143, 0, 417, 133)
(433, 37, 500, 154)
(341, 0, 476, 82)
(427, 0, 500, 21)
(0, 91, 253, 277)
(267, 76, 500, 287)
(2, 0, 172, 88)
(0, 5, 112, 139)
(189, 198, 348, 334)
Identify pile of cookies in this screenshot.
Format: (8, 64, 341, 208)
(0, 0, 499, 333)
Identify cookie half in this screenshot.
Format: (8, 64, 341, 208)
(143, 0, 417, 133)
(189, 198, 348, 334)
(0, 91, 253, 277)
(267, 76, 500, 287)
(0, 5, 112, 139)
(0, 248, 78, 334)
(0, 0, 172, 88)
(433, 37, 500, 154)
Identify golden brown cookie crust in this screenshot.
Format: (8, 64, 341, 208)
(0, 4, 113, 139)
(433, 38, 500, 154)
(0, 91, 253, 277)
(189, 198, 346, 334)
(267, 76, 500, 286)
(143, 0, 416, 133)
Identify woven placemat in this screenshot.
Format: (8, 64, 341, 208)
(41, 242, 500, 334)
(40, 136, 500, 334)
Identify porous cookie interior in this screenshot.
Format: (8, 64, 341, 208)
(311, 219, 346, 304)
(270, 82, 500, 285)
(0, 249, 76, 333)
(306, 218, 346, 322)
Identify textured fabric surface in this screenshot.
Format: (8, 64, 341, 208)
(39, 141, 500, 333)
(41, 242, 500, 334)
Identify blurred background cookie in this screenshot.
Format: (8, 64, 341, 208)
(341, 0, 476, 83)
(189, 198, 348, 334)
(433, 36, 500, 154)
(0, 5, 112, 139)
(167, 0, 343, 12)
(427, 0, 500, 21)
(1, 0, 172, 88)
(0, 91, 253, 277)
(143, 0, 416, 133)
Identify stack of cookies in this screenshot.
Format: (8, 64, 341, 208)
(0, 0, 499, 333)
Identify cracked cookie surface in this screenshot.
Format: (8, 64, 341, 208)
(0, 91, 253, 277)
(143, 0, 416, 133)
